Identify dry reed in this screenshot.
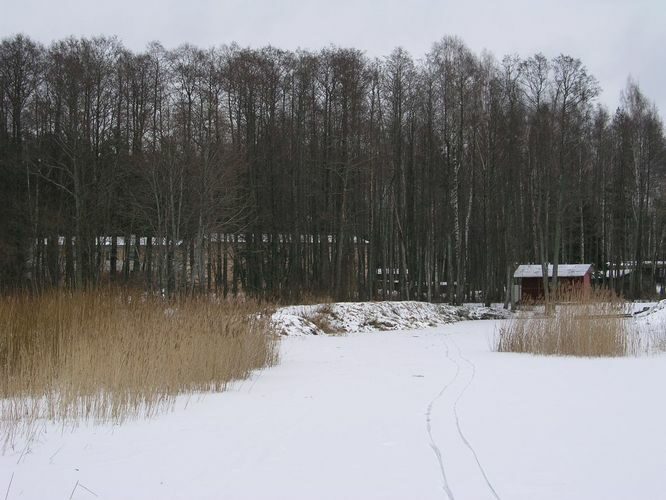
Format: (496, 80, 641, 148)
(496, 286, 638, 357)
(0, 291, 279, 447)
(305, 304, 344, 335)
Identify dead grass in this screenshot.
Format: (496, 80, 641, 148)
(647, 331, 666, 352)
(653, 332, 666, 352)
(496, 286, 638, 357)
(639, 318, 666, 354)
(305, 304, 344, 335)
(0, 291, 279, 447)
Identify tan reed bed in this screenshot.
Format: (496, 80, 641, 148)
(496, 286, 639, 357)
(0, 291, 279, 447)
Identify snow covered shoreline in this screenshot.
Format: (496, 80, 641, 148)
(271, 301, 513, 336)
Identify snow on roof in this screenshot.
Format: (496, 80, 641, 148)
(514, 264, 593, 279)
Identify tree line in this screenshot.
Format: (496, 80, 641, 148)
(1, 34, 664, 302)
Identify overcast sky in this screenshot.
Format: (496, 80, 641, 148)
(2, 0, 664, 116)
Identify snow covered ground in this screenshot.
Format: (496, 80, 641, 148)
(2, 315, 666, 499)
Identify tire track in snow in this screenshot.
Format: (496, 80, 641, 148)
(425, 339, 459, 500)
(449, 338, 502, 500)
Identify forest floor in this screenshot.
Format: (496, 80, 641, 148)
(2, 306, 666, 499)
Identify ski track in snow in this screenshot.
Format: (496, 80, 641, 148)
(427, 333, 501, 500)
(450, 338, 502, 500)
(425, 338, 458, 500)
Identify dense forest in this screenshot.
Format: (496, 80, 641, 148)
(0, 34, 664, 302)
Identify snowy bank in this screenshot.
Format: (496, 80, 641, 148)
(271, 301, 512, 336)
(633, 298, 666, 320)
(633, 300, 666, 352)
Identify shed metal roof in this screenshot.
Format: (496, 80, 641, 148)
(514, 264, 593, 279)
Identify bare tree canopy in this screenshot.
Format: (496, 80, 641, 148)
(0, 34, 664, 301)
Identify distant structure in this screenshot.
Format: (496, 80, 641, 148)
(513, 264, 594, 302)
(603, 261, 666, 297)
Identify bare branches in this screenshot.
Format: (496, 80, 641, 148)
(0, 33, 664, 300)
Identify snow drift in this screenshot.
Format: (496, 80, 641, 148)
(271, 301, 512, 336)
